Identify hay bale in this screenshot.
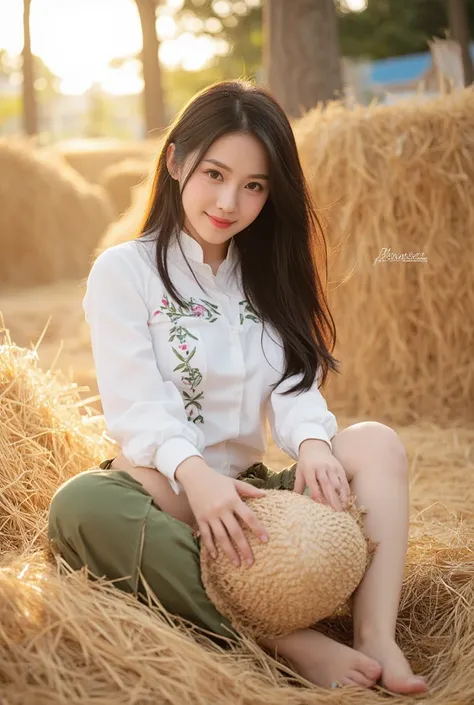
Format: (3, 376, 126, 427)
(97, 180, 152, 253)
(1, 524, 474, 702)
(0, 552, 300, 705)
(54, 138, 158, 184)
(99, 158, 153, 217)
(294, 88, 474, 426)
(0, 331, 114, 556)
(201, 491, 369, 640)
(0, 139, 114, 290)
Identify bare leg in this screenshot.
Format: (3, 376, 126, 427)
(331, 422, 427, 694)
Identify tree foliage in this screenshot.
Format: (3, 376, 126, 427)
(174, 0, 262, 78)
(337, 0, 474, 59)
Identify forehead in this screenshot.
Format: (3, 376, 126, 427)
(203, 132, 268, 169)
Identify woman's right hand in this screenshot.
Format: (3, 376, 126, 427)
(176, 459, 270, 567)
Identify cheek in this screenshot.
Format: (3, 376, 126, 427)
(181, 177, 207, 213)
(181, 174, 215, 211)
(243, 192, 269, 221)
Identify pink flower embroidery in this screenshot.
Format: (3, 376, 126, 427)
(191, 304, 206, 317)
(178, 344, 188, 351)
(161, 297, 169, 307)
(152, 310, 161, 317)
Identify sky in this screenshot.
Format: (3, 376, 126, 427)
(0, 0, 367, 95)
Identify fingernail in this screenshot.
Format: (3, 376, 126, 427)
(247, 558, 253, 566)
(211, 552, 217, 559)
(260, 535, 268, 542)
(233, 559, 239, 567)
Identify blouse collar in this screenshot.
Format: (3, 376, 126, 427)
(172, 229, 238, 275)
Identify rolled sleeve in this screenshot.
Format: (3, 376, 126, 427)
(268, 368, 338, 460)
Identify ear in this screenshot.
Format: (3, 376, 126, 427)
(166, 142, 178, 180)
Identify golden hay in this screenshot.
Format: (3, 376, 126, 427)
(0, 332, 473, 700)
(1, 321, 474, 699)
(0, 139, 114, 290)
(54, 138, 158, 184)
(99, 158, 153, 217)
(0, 332, 114, 556)
(1, 523, 474, 703)
(97, 180, 152, 253)
(294, 88, 474, 426)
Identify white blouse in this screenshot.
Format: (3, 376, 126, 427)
(82, 230, 338, 494)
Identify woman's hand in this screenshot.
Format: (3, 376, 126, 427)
(176, 458, 269, 567)
(294, 439, 350, 511)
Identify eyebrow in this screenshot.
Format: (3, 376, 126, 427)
(202, 158, 269, 180)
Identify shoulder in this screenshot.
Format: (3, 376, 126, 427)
(83, 239, 158, 317)
(89, 237, 157, 282)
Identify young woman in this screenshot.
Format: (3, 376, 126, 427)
(49, 79, 426, 694)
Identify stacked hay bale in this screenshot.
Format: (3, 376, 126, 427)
(294, 88, 474, 426)
(99, 158, 153, 217)
(0, 139, 114, 290)
(53, 137, 158, 184)
(0, 329, 113, 556)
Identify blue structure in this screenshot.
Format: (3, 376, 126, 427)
(369, 42, 474, 87)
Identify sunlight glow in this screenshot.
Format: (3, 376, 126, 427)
(0, 0, 224, 95)
(345, 0, 367, 10)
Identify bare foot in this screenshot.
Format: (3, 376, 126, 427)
(355, 636, 427, 694)
(265, 629, 382, 689)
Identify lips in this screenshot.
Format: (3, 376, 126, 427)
(206, 213, 236, 229)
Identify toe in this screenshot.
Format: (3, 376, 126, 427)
(348, 669, 377, 688)
(384, 676, 427, 694)
(356, 655, 382, 681)
(340, 677, 362, 688)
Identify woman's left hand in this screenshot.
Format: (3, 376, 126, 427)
(294, 439, 350, 511)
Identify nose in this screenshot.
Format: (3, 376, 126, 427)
(216, 184, 238, 214)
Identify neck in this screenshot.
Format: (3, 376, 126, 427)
(183, 224, 230, 269)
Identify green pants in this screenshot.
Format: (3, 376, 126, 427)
(48, 460, 298, 646)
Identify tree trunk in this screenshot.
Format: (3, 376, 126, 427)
(22, 0, 38, 136)
(263, 0, 343, 118)
(135, 0, 166, 138)
(447, 0, 474, 86)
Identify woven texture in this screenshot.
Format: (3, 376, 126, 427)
(200, 490, 369, 640)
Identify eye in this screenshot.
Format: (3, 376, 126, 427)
(247, 182, 264, 192)
(205, 169, 222, 180)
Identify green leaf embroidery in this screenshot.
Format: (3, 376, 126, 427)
(158, 294, 222, 423)
(172, 349, 186, 363)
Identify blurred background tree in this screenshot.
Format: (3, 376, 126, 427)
(446, 0, 474, 84)
(264, 0, 342, 117)
(22, 0, 37, 136)
(135, 0, 167, 137)
(7, 0, 474, 139)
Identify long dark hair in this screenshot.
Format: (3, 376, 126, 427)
(138, 79, 340, 394)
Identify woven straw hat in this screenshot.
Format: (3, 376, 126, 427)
(200, 490, 372, 640)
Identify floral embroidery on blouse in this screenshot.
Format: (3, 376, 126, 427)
(150, 295, 220, 424)
(239, 299, 260, 325)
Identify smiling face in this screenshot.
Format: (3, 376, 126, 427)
(167, 131, 270, 256)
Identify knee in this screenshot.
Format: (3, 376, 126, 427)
(49, 471, 104, 540)
(333, 421, 408, 479)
